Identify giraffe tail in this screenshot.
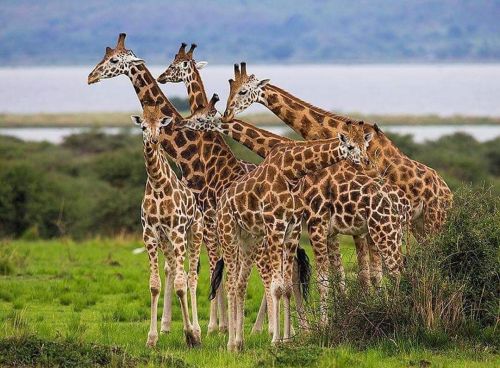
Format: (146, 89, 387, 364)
(209, 257, 224, 300)
(296, 247, 311, 302)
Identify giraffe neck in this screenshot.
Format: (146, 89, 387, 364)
(278, 139, 345, 181)
(126, 63, 208, 193)
(185, 67, 208, 113)
(143, 141, 174, 189)
(129, 64, 180, 118)
(262, 84, 407, 180)
(180, 67, 250, 182)
(219, 119, 291, 158)
(262, 84, 347, 140)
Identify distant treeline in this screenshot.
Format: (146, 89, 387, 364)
(0, 130, 498, 239)
(2, 0, 500, 65)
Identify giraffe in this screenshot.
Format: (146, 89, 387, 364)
(222, 62, 452, 287)
(87, 33, 236, 334)
(156, 43, 308, 335)
(178, 95, 405, 350)
(131, 101, 203, 347)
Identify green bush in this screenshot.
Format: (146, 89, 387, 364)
(0, 131, 498, 239)
(304, 185, 499, 348)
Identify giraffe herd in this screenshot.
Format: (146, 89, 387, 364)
(88, 33, 452, 352)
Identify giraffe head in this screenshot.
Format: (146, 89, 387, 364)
(176, 94, 222, 132)
(88, 33, 144, 84)
(157, 43, 208, 84)
(131, 100, 173, 145)
(339, 122, 373, 166)
(223, 62, 270, 122)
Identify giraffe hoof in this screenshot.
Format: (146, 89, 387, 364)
(146, 334, 158, 348)
(160, 328, 170, 334)
(219, 325, 228, 333)
(227, 342, 237, 352)
(185, 330, 201, 348)
(207, 323, 218, 335)
(234, 340, 244, 352)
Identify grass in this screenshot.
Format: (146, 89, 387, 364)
(0, 237, 498, 367)
(1, 111, 499, 128)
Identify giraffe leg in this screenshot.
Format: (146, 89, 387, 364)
(144, 233, 161, 347)
(354, 235, 372, 291)
(367, 236, 383, 289)
(308, 219, 330, 325)
(234, 242, 257, 351)
(284, 222, 304, 337)
(160, 259, 174, 333)
(367, 213, 403, 284)
(217, 277, 228, 332)
(203, 223, 220, 335)
(266, 229, 286, 345)
(170, 230, 199, 348)
(252, 240, 273, 335)
(187, 212, 203, 342)
(327, 233, 345, 292)
(216, 210, 239, 351)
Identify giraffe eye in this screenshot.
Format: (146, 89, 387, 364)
(110, 58, 119, 64)
(141, 126, 146, 131)
(182, 61, 188, 68)
(239, 89, 247, 95)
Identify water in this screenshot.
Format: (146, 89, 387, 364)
(1, 125, 498, 144)
(1, 64, 500, 116)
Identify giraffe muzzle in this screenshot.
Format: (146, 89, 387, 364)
(87, 73, 100, 85)
(156, 73, 168, 84)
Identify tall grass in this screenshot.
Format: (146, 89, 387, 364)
(304, 185, 499, 349)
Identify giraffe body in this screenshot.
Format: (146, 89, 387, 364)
(223, 63, 452, 288)
(180, 97, 402, 350)
(131, 104, 203, 348)
(157, 45, 307, 335)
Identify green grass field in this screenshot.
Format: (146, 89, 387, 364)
(0, 238, 498, 367)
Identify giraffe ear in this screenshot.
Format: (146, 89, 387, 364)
(364, 132, 373, 144)
(131, 115, 142, 126)
(130, 55, 144, 65)
(159, 117, 173, 127)
(338, 132, 348, 144)
(257, 79, 270, 88)
(195, 61, 208, 70)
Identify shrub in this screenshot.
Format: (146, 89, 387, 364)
(304, 184, 499, 348)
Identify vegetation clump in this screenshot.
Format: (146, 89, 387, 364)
(305, 185, 499, 349)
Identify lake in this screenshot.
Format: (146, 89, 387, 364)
(1, 64, 500, 116)
(1, 125, 499, 144)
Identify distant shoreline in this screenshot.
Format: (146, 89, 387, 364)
(1, 111, 499, 128)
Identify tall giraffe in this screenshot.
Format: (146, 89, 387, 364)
(179, 96, 401, 351)
(156, 43, 307, 334)
(223, 62, 452, 286)
(87, 33, 243, 334)
(131, 101, 203, 347)
(182, 94, 411, 325)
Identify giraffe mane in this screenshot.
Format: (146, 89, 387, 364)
(266, 84, 362, 125)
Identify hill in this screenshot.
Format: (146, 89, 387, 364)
(1, 0, 499, 65)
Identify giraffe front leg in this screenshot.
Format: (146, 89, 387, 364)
(354, 235, 372, 291)
(188, 213, 203, 342)
(170, 231, 199, 348)
(203, 224, 221, 335)
(308, 219, 330, 326)
(367, 236, 383, 289)
(252, 240, 273, 335)
(284, 222, 303, 338)
(327, 233, 345, 292)
(144, 233, 160, 348)
(234, 246, 257, 352)
(160, 259, 174, 333)
(266, 231, 285, 345)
